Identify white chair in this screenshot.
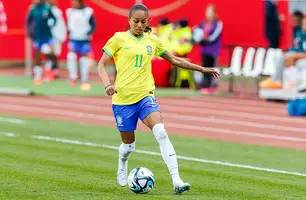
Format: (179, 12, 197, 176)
(222, 46, 243, 76)
(262, 48, 282, 76)
(241, 47, 256, 77)
(250, 48, 266, 77)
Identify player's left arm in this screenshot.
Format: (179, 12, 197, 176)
(48, 7, 57, 27)
(161, 51, 220, 79)
(87, 14, 96, 35)
(25, 8, 34, 39)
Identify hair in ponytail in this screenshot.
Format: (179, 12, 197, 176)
(144, 26, 152, 33)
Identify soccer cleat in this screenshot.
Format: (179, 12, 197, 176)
(34, 78, 43, 86)
(117, 159, 128, 187)
(259, 78, 282, 89)
(80, 82, 92, 91)
(43, 69, 55, 82)
(70, 80, 77, 87)
(174, 179, 191, 194)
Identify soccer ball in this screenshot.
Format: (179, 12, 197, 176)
(127, 167, 155, 194)
(192, 27, 204, 43)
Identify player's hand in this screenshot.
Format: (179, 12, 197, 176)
(105, 84, 117, 96)
(201, 68, 220, 79)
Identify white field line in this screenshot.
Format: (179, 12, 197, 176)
(0, 103, 306, 143)
(0, 132, 19, 137)
(0, 117, 26, 124)
(31, 135, 306, 177)
(1, 98, 305, 132)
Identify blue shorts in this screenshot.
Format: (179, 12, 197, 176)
(68, 41, 91, 55)
(112, 96, 160, 132)
(33, 39, 53, 50)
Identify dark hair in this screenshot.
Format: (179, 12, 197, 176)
(160, 18, 170, 26)
(178, 19, 188, 28)
(129, 4, 152, 33)
(293, 10, 304, 18)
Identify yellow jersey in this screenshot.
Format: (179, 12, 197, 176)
(102, 30, 167, 105)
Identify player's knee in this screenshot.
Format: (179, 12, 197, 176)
(79, 56, 89, 64)
(152, 123, 168, 141)
(67, 52, 77, 61)
(41, 44, 52, 55)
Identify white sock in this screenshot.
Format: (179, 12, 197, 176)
(45, 60, 52, 70)
(79, 56, 90, 83)
(119, 142, 135, 163)
(67, 52, 78, 80)
(152, 123, 180, 185)
(33, 66, 42, 79)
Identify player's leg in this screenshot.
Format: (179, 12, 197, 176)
(41, 40, 57, 81)
(33, 41, 43, 85)
(260, 51, 293, 89)
(51, 39, 61, 79)
(139, 96, 190, 194)
(117, 131, 135, 186)
(112, 104, 138, 186)
(79, 42, 92, 91)
(67, 41, 78, 86)
(296, 58, 306, 92)
(201, 55, 215, 93)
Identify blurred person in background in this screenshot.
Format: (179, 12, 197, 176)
(152, 18, 174, 87)
(193, 4, 223, 94)
(265, 0, 281, 49)
(293, 17, 306, 92)
(26, 0, 57, 85)
(0, 0, 7, 34)
(171, 19, 193, 88)
(47, 0, 67, 80)
(66, 0, 96, 91)
(260, 10, 305, 89)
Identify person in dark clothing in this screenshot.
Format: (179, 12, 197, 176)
(193, 4, 223, 93)
(26, 0, 57, 85)
(265, 0, 281, 49)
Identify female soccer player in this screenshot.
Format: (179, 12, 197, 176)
(98, 4, 219, 194)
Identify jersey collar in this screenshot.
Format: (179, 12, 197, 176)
(128, 30, 144, 41)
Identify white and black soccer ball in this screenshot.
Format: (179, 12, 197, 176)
(192, 27, 204, 43)
(128, 167, 155, 194)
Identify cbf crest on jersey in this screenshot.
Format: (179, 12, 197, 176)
(146, 45, 152, 56)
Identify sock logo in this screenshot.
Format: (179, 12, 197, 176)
(169, 153, 176, 157)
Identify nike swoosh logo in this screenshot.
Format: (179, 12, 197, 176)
(169, 153, 176, 157)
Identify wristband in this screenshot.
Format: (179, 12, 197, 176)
(105, 84, 111, 89)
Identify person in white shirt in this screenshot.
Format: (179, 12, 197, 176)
(66, 0, 96, 91)
(0, 1, 7, 34)
(47, 0, 67, 80)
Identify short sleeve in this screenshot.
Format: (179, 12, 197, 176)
(102, 33, 120, 58)
(155, 38, 167, 57)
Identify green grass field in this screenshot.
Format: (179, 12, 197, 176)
(1, 115, 306, 200)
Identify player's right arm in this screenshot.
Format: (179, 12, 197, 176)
(98, 33, 121, 96)
(98, 53, 117, 96)
(25, 7, 34, 39)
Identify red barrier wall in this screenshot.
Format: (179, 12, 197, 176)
(0, 0, 290, 66)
